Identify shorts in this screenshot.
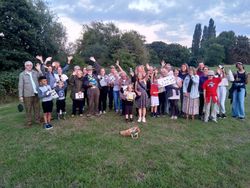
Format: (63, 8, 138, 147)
(42, 100, 53, 113)
(151, 96, 159, 106)
(124, 101, 133, 115)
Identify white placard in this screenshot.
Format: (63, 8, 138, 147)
(75, 92, 84, 99)
(51, 90, 59, 99)
(157, 76, 176, 87)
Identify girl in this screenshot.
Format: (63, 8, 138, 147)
(124, 84, 136, 122)
(182, 67, 200, 120)
(150, 73, 159, 117)
(168, 69, 182, 120)
(135, 73, 149, 123)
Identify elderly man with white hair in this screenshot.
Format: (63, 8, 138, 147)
(18, 61, 43, 127)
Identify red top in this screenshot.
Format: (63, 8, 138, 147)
(202, 77, 222, 103)
(150, 83, 159, 97)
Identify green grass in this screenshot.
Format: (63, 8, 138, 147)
(1, 66, 250, 187)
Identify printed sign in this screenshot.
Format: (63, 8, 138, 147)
(75, 92, 84, 99)
(157, 76, 176, 87)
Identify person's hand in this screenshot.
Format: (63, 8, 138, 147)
(45, 57, 52, 63)
(184, 92, 189, 97)
(19, 97, 24, 103)
(89, 56, 96, 62)
(72, 71, 77, 76)
(116, 60, 119, 66)
(68, 56, 73, 63)
(36, 55, 43, 62)
(161, 60, 166, 67)
(35, 63, 41, 72)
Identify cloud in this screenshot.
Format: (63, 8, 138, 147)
(128, 0, 161, 13)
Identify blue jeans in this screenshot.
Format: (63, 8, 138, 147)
(113, 90, 121, 112)
(232, 88, 245, 118)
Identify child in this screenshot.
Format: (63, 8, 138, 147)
(69, 70, 85, 117)
(55, 81, 67, 120)
(124, 84, 136, 122)
(150, 74, 159, 117)
(168, 69, 182, 120)
(203, 70, 222, 123)
(38, 76, 53, 130)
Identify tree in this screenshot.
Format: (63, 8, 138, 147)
(204, 43, 225, 66)
(75, 22, 149, 69)
(232, 35, 250, 64)
(207, 18, 216, 39)
(201, 26, 208, 48)
(216, 31, 236, 64)
(191, 23, 202, 57)
(0, 0, 67, 71)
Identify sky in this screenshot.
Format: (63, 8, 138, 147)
(47, 0, 250, 47)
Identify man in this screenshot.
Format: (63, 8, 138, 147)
(18, 61, 42, 127)
(83, 65, 100, 117)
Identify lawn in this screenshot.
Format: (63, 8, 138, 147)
(1, 66, 250, 187)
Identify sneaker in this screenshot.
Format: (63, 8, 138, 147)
(239, 117, 245, 120)
(221, 114, 226, 118)
(142, 117, 146, 123)
(137, 117, 142, 122)
(99, 111, 102, 115)
(79, 114, 83, 117)
(217, 114, 221, 118)
(71, 114, 75, 118)
(170, 116, 174, 120)
(44, 123, 53, 130)
(212, 119, 218, 123)
(103, 111, 106, 114)
(174, 116, 178, 120)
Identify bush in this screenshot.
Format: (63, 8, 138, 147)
(0, 70, 20, 102)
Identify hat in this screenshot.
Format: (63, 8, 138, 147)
(17, 103, 24, 112)
(207, 70, 215, 76)
(86, 65, 93, 70)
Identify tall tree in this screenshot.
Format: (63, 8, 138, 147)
(207, 18, 216, 39)
(232, 35, 250, 64)
(191, 23, 202, 57)
(201, 25, 208, 48)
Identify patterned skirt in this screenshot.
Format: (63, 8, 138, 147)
(182, 96, 199, 115)
(136, 92, 149, 108)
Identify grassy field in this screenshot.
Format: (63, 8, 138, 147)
(1, 66, 250, 187)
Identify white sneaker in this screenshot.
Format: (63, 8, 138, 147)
(137, 117, 142, 122)
(99, 111, 102, 114)
(170, 116, 174, 119)
(174, 116, 178, 120)
(142, 117, 146, 123)
(103, 111, 106, 114)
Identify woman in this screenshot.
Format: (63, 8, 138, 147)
(119, 72, 131, 115)
(178, 63, 189, 114)
(98, 68, 109, 114)
(135, 73, 149, 123)
(230, 62, 248, 120)
(182, 67, 200, 120)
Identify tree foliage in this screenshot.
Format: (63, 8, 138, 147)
(75, 22, 149, 70)
(191, 23, 202, 57)
(0, 0, 67, 71)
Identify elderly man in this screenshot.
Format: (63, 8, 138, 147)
(18, 61, 42, 127)
(83, 65, 100, 117)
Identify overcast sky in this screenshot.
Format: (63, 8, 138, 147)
(47, 0, 250, 47)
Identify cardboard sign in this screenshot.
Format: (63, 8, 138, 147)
(51, 90, 59, 99)
(157, 76, 176, 87)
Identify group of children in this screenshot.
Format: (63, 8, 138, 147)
(34, 56, 248, 129)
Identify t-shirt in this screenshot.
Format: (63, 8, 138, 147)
(203, 77, 221, 103)
(150, 83, 159, 97)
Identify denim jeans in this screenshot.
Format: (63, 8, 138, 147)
(232, 88, 245, 118)
(113, 90, 121, 112)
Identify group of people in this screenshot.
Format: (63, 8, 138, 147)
(18, 55, 248, 129)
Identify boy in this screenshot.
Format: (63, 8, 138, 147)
(203, 70, 222, 123)
(38, 76, 53, 130)
(55, 80, 67, 120)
